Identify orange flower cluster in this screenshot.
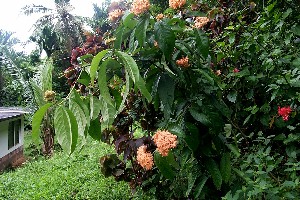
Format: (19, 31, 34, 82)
(130, 0, 150, 15)
(108, 9, 124, 22)
(136, 145, 154, 170)
(153, 130, 177, 156)
(176, 56, 189, 68)
(156, 13, 164, 21)
(194, 17, 210, 29)
(169, 0, 186, 9)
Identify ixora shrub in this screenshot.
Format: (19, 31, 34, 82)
(32, 0, 300, 199)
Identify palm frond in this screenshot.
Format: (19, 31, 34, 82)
(21, 4, 53, 16)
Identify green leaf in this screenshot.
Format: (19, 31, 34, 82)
(186, 170, 198, 197)
(227, 90, 237, 103)
(154, 21, 175, 60)
(167, 123, 185, 138)
(100, 97, 117, 130)
(41, 60, 53, 92)
(122, 11, 137, 29)
(158, 74, 175, 121)
(90, 95, 102, 120)
(195, 29, 209, 59)
(205, 158, 222, 190)
(292, 58, 300, 68)
(114, 25, 126, 50)
(118, 70, 130, 113)
(98, 59, 115, 107)
(185, 122, 200, 152)
(88, 118, 102, 141)
(115, 51, 152, 102)
(291, 25, 300, 36)
(54, 106, 78, 154)
(90, 49, 109, 85)
(220, 152, 231, 183)
(189, 108, 211, 126)
(69, 98, 87, 137)
(194, 176, 208, 198)
(135, 13, 150, 47)
(77, 71, 91, 87)
(32, 103, 52, 145)
(154, 152, 176, 180)
(30, 80, 46, 107)
(226, 144, 241, 157)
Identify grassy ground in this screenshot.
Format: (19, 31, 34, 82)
(0, 133, 132, 200)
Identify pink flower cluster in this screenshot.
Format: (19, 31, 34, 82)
(169, 0, 186, 9)
(108, 9, 124, 22)
(278, 106, 292, 121)
(136, 145, 154, 170)
(130, 0, 150, 15)
(176, 56, 189, 68)
(136, 130, 178, 170)
(152, 130, 178, 156)
(194, 17, 210, 29)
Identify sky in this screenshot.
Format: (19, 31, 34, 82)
(0, 0, 104, 53)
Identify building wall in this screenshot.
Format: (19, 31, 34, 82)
(0, 116, 24, 159)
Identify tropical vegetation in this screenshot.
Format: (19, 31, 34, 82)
(1, 0, 299, 199)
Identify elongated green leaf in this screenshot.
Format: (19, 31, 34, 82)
(90, 49, 109, 85)
(41, 60, 53, 92)
(30, 80, 45, 107)
(98, 59, 115, 106)
(205, 158, 222, 190)
(114, 25, 126, 50)
(194, 176, 208, 198)
(100, 97, 117, 130)
(154, 21, 175, 60)
(220, 152, 231, 183)
(186, 169, 199, 197)
(90, 95, 102, 120)
(115, 51, 152, 102)
(189, 108, 211, 126)
(154, 152, 176, 180)
(158, 73, 175, 120)
(195, 29, 209, 59)
(70, 91, 90, 127)
(66, 109, 78, 153)
(118, 70, 130, 113)
(69, 99, 87, 137)
(135, 13, 150, 47)
(226, 144, 241, 157)
(54, 106, 78, 154)
(32, 103, 52, 145)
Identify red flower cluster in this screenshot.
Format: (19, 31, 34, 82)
(233, 68, 239, 73)
(278, 106, 292, 121)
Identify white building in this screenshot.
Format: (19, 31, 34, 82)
(0, 108, 25, 171)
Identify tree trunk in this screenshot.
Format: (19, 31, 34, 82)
(42, 127, 54, 157)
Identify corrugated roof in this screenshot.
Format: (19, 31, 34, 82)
(0, 107, 25, 121)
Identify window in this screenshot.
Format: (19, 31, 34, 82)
(8, 119, 21, 149)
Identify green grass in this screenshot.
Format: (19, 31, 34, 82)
(0, 133, 132, 200)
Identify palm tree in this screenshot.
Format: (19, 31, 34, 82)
(23, 0, 85, 56)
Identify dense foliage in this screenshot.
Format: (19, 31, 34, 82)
(30, 0, 300, 199)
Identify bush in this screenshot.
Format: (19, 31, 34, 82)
(32, 0, 300, 199)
